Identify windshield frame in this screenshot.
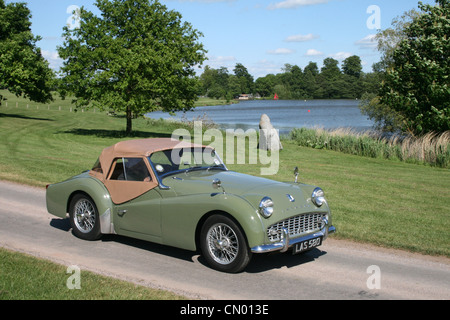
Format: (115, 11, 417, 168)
(148, 147, 228, 189)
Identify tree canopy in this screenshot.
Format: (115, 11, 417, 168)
(379, 0, 449, 134)
(199, 56, 378, 101)
(58, 0, 207, 134)
(0, 0, 54, 105)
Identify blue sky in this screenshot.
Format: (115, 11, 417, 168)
(14, 0, 436, 78)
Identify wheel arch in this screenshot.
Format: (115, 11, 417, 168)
(65, 181, 115, 235)
(194, 205, 264, 252)
(194, 210, 249, 252)
(67, 190, 92, 213)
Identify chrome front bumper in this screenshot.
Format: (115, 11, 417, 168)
(251, 225, 336, 254)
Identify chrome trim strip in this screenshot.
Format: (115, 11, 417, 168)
(251, 225, 336, 254)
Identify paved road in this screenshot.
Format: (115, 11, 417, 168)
(0, 180, 449, 300)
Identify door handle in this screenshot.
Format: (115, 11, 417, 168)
(118, 209, 127, 217)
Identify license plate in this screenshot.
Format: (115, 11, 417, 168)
(293, 236, 323, 254)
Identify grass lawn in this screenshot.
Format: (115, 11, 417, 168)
(0, 90, 449, 298)
(195, 97, 238, 107)
(0, 247, 185, 300)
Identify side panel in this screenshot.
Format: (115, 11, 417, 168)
(113, 189, 162, 243)
(158, 191, 265, 251)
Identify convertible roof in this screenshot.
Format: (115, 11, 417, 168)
(105, 138, 204, 157)
(89, 138, 211, 204)
(96, 138, 207, 179)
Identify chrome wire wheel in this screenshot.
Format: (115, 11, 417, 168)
(206, 223, 239, 265)
(201, 215, 252, 273)
(73, 198, 96, 234)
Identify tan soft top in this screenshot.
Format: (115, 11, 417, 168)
(98, 138, 206, 180)
(90, 138, 208, 204)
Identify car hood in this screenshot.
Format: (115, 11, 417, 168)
(161, 170, 319, 212)
(163, 170, 280, 195)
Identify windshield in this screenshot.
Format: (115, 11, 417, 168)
(149, 147, 226, 178)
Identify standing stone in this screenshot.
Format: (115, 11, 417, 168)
(259, 114, 282, 151)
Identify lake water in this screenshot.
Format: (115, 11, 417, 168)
(146, 99, 374, 135)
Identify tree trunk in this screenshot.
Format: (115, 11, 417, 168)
(126, 105, 132, 135)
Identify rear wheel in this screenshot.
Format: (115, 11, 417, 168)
(69, 194, 101, 241)
(200, 215, 252, 273)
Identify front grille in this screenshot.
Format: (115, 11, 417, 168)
(267, 213, 326, 242)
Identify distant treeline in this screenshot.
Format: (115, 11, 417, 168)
(197, 55, 382, 101)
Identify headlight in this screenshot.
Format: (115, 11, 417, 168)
(259, 197, 274, 218)
(311, 188, 326, 207)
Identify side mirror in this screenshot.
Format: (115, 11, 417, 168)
(212, 178, 222, 189)
(212, 178, 226, 194)
(294, 167, 299, 183)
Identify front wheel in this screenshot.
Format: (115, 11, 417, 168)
(200, 215, 252, 273)
(69, 194, 101, 241)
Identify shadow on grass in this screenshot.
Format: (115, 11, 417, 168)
(0, 112, 54, 121)
(62, 128, 173, 139)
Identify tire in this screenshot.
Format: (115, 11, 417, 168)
(69, 194, 101, 241)
(200, 215, 252, 273)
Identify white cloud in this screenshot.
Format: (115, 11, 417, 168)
(305, 49, 323, 56)
(250, 59, 283, 78)
(328, 51, 353, 60)
(205, 55, 236, 67)
(355, 34, 378, 50)
(268, 0, 330, 10)
(199, 55, 237, 73)
(285, 33, 318, 42)
(41, 50, 63, 71)
(208, 55, 236, 63)
(267, 48, 295, 55)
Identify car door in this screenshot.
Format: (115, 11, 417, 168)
(104, 157, 162, 242)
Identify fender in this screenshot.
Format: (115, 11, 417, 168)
(159, 192, 265, 251)
(46, 172, 115, 234)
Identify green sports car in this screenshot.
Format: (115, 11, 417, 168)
(46, 138, 335, 273)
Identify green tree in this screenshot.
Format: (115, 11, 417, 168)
(360, 64, 384, 96)
(0, 0, 54, 105)
(341, 56, 363, 98)
(233, 63, 254, 94)
(303, 62, 319, 98)
(360, 93, 405, 132)
(255, 74, 276, 98)
(304, 61, 319, 77)
(286, 65, 305, 99)
(380, 0, 449, 134)
(199, 65, 216, 96)
(316, 58, 342, 99)
(58, 0, 206, 134)
(303, 69, 318, 99)
(342, 55, 362, 78)
(360, 9, 420, 132)
(227, 75, 241, 100)
(375, 9, 420, 70)
(199, 66, 234, 99)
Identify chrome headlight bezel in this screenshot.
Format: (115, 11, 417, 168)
(259, 197, 274, 218)
(311, 187, 326, 207)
